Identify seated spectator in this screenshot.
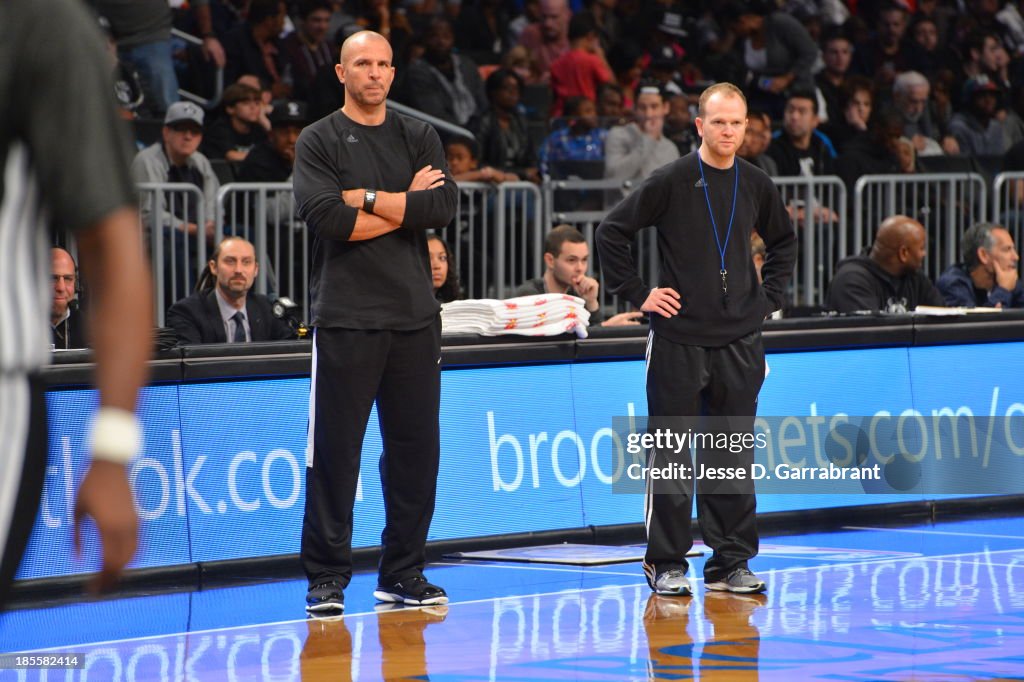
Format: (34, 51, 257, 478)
(515, 0, 571, 83)
(166, 236, 296, 344)
(399, 17, 487, 129)
(428, 234, 461, 303)
(819, 76, 874, 154)
(51, 248, 86, 350)
(895, 136, 917, 174)
(906, 15, 959, 82)
(827, 215, 944, 313)
(836, 108, 912, 191)
(549, 13, 614, 117)
(445, 135, 517, 184)
(937, 222, 1024, 308)
(474, 69, 540, 183)
(454, 0, 513, 63)
(201, 83, 270, 163)
(132, 102, 219, 237)
(237, 100, 307, 183)
(131, 101, 220, 307)
(604, 81, 679, 190)
(890, 71, 959, 156)
(237, 74, 275, 116)
(816, 28, 854, 126)
(715, 0, 820, 118)
(767, 89, 837, 177)
(513, 224, 643, 326)
(282, 0, 335, 101)
(607, 40, 644, 112)
(596, 81, 629, 127)
(443, 135, 505, 297)
(949, 76, 1010, 156)
(738, 109, 778, 176)
(222, 0, 291, 99)
(500, 45, 543, 86)
(538, 96, 607, 178)
(664, 94, 698, 155)
(850, 2, 913, 93)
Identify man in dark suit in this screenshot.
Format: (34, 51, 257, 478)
(167, 236, 296, 344)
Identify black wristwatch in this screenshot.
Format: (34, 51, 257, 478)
(363, 189, 377, 214)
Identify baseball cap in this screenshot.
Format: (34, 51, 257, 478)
(164, 101, 205, 127)
(269, 100, 310, 127)
(962, 75, 1000, 103)
(656, 8, 689, 38)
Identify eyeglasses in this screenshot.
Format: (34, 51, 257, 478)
(52, 274, 76, 286)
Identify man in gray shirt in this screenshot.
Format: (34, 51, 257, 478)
(604, 81, 680, 193)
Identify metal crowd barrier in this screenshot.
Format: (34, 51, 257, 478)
(136, 182, 208, 327)
(216, 182, 309, 322)
(853, 173, 988, 282)
(436, 181, 495, 300)
(495, 181, 545, 299)
(993, 171, 1024, 250)
(773, 176, 847, 306)
(438, 181, 544, 300)
(106, 171, 1021, 331)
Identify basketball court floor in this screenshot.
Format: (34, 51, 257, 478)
(2, 513, 1023, 680)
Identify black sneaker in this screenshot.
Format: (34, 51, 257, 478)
(373, 576, 449, 605)
(306, 581, 345, 612)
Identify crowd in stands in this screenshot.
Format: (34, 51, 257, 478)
(58, 0, 1024, 348)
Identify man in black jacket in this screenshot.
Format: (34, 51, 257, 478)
(827, 215, 944, 313)
(596, 82, 796, 597)
(166, 236, 295, 344)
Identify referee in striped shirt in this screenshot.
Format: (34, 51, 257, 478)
(0, 0, 152, 607)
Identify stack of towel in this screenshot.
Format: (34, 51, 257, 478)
(441, 294, 591, 338)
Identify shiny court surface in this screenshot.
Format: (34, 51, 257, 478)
(3, 515, 1024, 680)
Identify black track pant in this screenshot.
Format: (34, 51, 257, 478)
(0, 374, 48, 611)
(643, 330, 765, 582)
(301, 319, 442, 588)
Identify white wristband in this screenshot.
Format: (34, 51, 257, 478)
(89, 407, 142, 465)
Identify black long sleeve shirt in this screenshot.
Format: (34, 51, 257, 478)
(293, 109, 457, 330)
(596, 152, 797, 347)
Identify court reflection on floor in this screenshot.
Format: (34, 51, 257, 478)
(300, 604, 449, 680)
(644, 592, 766, 680)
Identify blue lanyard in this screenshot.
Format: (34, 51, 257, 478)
(697, 155, 739, 304)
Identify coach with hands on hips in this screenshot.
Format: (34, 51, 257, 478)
(596, 82, 797, 597)
(293, 30, 457, 613)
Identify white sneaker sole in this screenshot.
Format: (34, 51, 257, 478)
(705, 581, 766, 594)
(653, 584, 692, 596)
(305, 601, 345, 613)
(373, 590, 449, 606)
